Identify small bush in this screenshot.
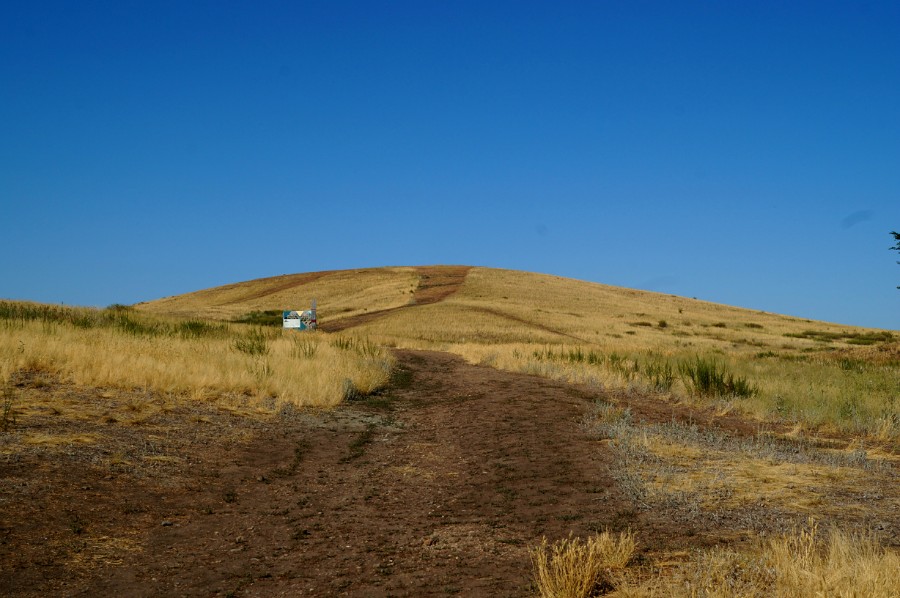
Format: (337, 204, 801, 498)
(331, 336, 382, 358)
(642, 358, 676, 391)
(233, 328, 269, 357)
(233, 310, 283, 327)
(679, 356, 756, 398)
(531, 532, 635, 598)
(177, 320, 229, 339)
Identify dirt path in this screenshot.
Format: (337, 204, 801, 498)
(3, 348, 841, 597)
(103, 349, 627, 597)
(0, 349, 632, 597)
(320, 266, 471, 332)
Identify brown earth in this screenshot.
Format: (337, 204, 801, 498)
(0, 349, 877, 597)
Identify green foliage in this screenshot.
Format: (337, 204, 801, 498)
(784, 329, 894, 345)
(232, 328, 270, 357)
(113, 313, 163, 336)
(0, 301, 230, 339)
(642, 356, 676, 391)
(177, 319, 230, 339)
(532, 346, 604, 365)
(679, 356, 757, 398)
(233, 310, 283, 327)
(891, 231, 899, 289)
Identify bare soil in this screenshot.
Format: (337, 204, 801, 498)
(0, 350, 891, 596)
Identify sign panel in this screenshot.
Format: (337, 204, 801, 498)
(283, 305, 317, 331)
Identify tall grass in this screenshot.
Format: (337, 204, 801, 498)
(679, 356, 757, 398)
(531, 532, 635, 598)
(622, 521, 900, 597)
(0, 301, 392, 407)
(439, 341, 899, 438)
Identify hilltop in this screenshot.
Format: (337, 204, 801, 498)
(136, 265, 892, 352)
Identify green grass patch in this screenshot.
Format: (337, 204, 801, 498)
(784, 329, 895, 345)
(233, 310, 283, 327)
(679, 356, 757, 398)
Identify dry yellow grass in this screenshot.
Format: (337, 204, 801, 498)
(136, 267, 419, 321)
(583, 398, 899, 545)
(133, 266, 898, 436)
(617, 521, 900, 597)
(532, 532, 636, 598)
(314, 268, 895, 437)
(0, 306, 392, 409)
(3, 269, 897, 595)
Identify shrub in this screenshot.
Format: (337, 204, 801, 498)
(232, 328, 269, 357)
(233, 310, 283, 327)
(679, 356, 756, 398)
(531, 532, 635, 598)
(642, 358, 676, 391)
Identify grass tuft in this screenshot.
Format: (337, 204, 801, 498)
(232, 328, 270, 357)
(640, 520, 900, 597)
(679, 356, 757, 398)
(531, 532, 635, 598)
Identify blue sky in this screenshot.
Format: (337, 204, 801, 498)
(1, 1, 898, 329)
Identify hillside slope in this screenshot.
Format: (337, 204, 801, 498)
(136, 265, 893, 354)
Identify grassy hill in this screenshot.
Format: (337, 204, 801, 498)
(3, 266, 898, 596)
(137, 265, 892, 350)
(137, 265, 898, 437)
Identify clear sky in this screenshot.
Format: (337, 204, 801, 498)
(1, 1, 898, 329)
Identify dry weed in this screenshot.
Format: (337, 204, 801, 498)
(624, 520, 900, 597)
(531, 531, 635, 598)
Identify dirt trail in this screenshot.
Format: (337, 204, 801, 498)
(0, 349, 631, 597)
(1, 348, 801, 597)
(320, 266, 471, 332)
(105, 349, 626, 597)
(221, 271, 334, 305)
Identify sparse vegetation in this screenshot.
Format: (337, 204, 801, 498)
(619, 521, 900, 597)
(784, 329, 894, 345)
(232, 327, 270, 357)
(0, 300, 392, 408)
(233, 309, 283, 327)
(531, 532, 635, 598)
(679, 356, 757, 398)
(3, 266, 896, 594)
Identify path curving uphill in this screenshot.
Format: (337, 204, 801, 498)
(319, 266, 471, 332)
